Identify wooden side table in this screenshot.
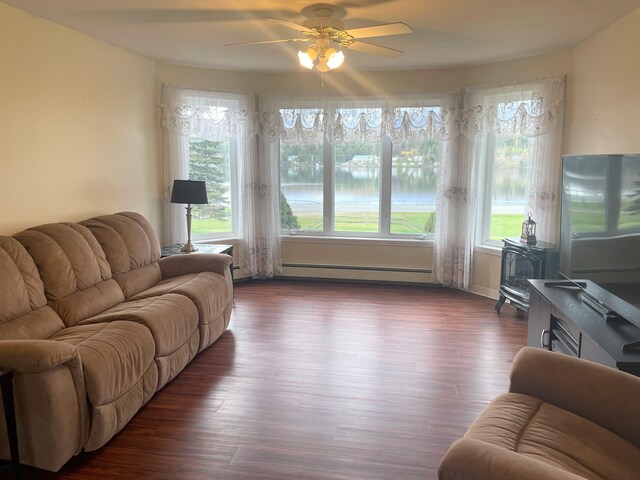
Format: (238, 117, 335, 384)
(0, 370, 20, 479)
(161, 244, 234, 280)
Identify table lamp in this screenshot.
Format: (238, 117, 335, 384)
(170, 179, 208, 252)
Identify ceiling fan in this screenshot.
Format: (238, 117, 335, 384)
(225, 4, 413, 72)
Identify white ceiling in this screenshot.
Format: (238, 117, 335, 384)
(4, 0, 640, 72)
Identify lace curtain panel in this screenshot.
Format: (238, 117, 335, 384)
(161, 85, 282, 279)
(433, 78, 565, 289)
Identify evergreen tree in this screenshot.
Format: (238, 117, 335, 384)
(188, 139, 228, 220)
(280, 192, 300, 231)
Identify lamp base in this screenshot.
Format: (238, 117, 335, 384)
(180, 241, 198, 253)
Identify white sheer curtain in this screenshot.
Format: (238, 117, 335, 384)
(162, 85, 281, 278)
(433, 78, 565, 289)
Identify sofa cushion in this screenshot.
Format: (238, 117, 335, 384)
(130, 272, 230, 352)
(52, 321, 156, 405)
(0, 237, 65, 340)
(81, 294, 200, 388)
(14, 224, 124, 326)
(81, 212, 162, 299)
(466, 392, 640, 479)
(51, 321, 158, 451)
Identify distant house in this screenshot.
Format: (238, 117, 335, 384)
(349, 155, 378, 167)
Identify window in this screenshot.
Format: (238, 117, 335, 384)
(163, 96, 246, 240)
(278, 105, 441, 238)
(474, 92, 543, 247)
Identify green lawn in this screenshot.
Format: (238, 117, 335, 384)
(489, 213, 523, 241)
(291, 211, 518, 238)
(192, 218, 232, 234)
(193, 211, 525, 239)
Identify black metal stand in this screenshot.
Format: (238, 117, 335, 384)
(494, 295, 507, 313)
(495, 238, 558, 313)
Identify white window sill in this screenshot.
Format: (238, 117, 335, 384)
(474, 244, 502, 256)
(193, 237, 238, 244)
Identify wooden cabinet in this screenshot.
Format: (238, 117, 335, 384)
(528, 279, 640, 376)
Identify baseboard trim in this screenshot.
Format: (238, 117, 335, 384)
(272, 276, 442, 288)
(470, 284, 499, 300)
(281, 263, 431, 274)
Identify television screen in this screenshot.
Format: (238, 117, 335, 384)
(560, 154, 640, 309)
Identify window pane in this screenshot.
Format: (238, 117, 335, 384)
(280, 142, 324, 231)
(390, 139, 439, 235)
(188, 137, 233, 234)
(334, 141, 381, 233)
(488, 135, 530, 241)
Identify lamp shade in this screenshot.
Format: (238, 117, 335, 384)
(170, 180, 208, 205)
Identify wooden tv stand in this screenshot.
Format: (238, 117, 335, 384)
(527, 279, 640, 376)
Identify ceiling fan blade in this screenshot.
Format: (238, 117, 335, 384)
(346, 22, 412, 39)
(225, 38, 308, 47)
(265, 17, 313, 33)
(347, 41, 404, 58)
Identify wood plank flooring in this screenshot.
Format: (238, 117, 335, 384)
(10, 280, 528, 480)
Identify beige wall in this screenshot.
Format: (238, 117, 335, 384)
(0, 3, 160, 235)
(566, 7, 640, 154)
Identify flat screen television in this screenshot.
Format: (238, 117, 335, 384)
(559, 154, 640, 314)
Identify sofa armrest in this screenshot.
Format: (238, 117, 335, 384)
(438, 438, 584, 480)
(159, 253, 233, 279)
(0, 340, 78, 373)
(509, 346, 640, 446)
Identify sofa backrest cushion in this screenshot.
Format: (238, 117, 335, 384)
(81, 212, 162, 299)
(0, 236, 65, 340)
(14, 223, 124, 327)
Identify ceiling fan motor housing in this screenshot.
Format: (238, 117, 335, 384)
(303, 6, 345, 31)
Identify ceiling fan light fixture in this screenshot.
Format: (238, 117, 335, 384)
(298, 49, 315, 69)
(326, 50, 345, 69)
(316, 57, 330, 73)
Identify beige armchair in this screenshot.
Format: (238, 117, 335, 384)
(438, 347, 640, 480)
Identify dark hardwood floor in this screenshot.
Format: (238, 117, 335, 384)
(10, 280, 528, 480)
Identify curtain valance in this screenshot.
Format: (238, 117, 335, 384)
(460, 78, 564, 138)
(161, 87, 256, 140)
(259, 92, 461, 145)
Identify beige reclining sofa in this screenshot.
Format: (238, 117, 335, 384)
(0, 212, 233, 471)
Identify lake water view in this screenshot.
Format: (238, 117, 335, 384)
(281, 163, 527, 236)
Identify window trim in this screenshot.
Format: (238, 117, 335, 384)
(478, 133, 502, 248)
